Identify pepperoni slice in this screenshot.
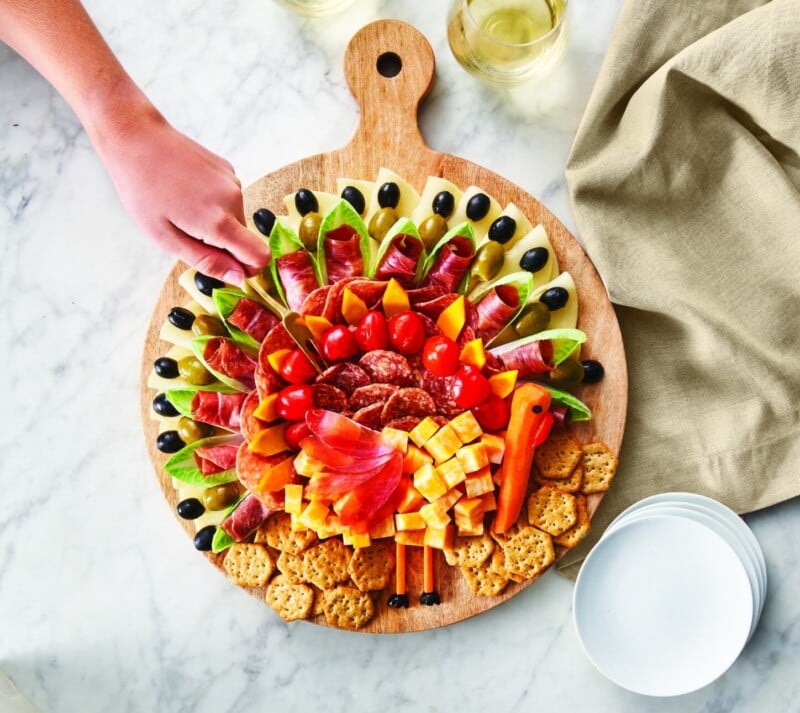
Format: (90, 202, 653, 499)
(316, 362, 371, 395)
(380, 387, 436, 425)
(351, 403, 384, 430)
(358, 350, 415, 387)
(312, 383, 348, 412)
(348, 383, 399, 411)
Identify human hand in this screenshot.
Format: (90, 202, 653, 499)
(94, 104, 269, 285)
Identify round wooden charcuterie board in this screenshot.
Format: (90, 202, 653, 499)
(140, 20, 627, 633)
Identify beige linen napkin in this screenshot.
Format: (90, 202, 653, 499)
(558, 0, 800, 578)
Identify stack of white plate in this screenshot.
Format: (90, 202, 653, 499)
(572, 492, 767, 697)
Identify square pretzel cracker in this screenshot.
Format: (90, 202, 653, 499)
(527, 485, 578, 536)
(223, 543, 275, 587)
(254, 512, 317, 555)
(534, 429, 583, 480)
(347, 540, 396, 592)
(554, 494, 591, 548)
(580, 442, 619, 494)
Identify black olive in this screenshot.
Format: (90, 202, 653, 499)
(156, 430, 184, 453)
(378, 181, 401, 209)
(168, 306, 195, 331)
(581, 359, 605, 384)
(152, 392, 179, 417)
(153, 357, 179, 379)
(294, 189, 318, 216)
(194, 525, 216, 551)
(519, 247, 549, 274)
(176, 498, 205, 520)
(194, 271, 225, 296)
(432, 190, 455, 219)
(341, 185, 366, 215)
(387, 593, 410, 608)
(488, 215, 516, 244)
(540, 287, 569, 311)
(420, 591, 441, 606)
(466, 192, 491, 221)
(252, 208, 276, 236)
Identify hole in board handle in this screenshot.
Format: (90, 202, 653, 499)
(376, 52, 402, 78)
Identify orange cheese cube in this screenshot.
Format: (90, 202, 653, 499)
(343, 530, 371, 549)
(419, 501, 451, 529)
(479, 490, 498, 512)
(413, 462, 449, 502)
(395, 529, 426, 547)
(294, 450, 327, 478)
(409, 417, 440, 448)
(257, 455, 294, 493)
(381, 426, 409, 453)
(457, 521, 485, 537)
(369, 515, 396, 540)
(424, 424, 461, 463)
(459, 338, 486, 369)
(488, 370, 518, 399)
(480, 432, 506, 464)
(252, 393, 279, 422)
(464, 466, 495, 498)
(248, 423, 288, 457)
(290, 513, 308, 532)
(299, 499, 330, 531)
(304, 314, 334, 342)
(397, 484, 426, 514)
(455, 443, 490, 474)
(454, 497, 485, 531)
(423, 523, 455, 550)
(403, 444, 433, 474)
(284, 483, 304, 515)
(449, 410, 483, 444)
(395, 511, 426, 531)
(437, 457, 466, 489)
(266, 348, 292, 373)
(382, 278, 410, 318)
(342, 287, 369, 325)
(437, 295, 465, 341)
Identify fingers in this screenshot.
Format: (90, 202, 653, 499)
(154, 220, 247, 285)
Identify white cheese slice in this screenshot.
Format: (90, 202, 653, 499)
(365, 168, 420, 225)
(282, 190, 342, 234)
(146, 345, 195, 391)
(493, 224, 559, 288)
(336, 178, 375, 219)
(178, 269, 220, 314)
(410, 176, 463, 226)
(157, 301, 209, 349)
(529, 271, 579, 330)
(449, 186, 503, 243)
(174, 480, 228, 531)
(474, 201, 534, 252)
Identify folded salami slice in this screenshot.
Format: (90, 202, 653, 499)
(202, 337, 258, 390)
(495, 338, 554, 377)
(422, 234, 475, 293)
(374, 233, 424, 286)
(275, 249, 320, 313)
(474, 284, 521, 342)
(221, 492, 281, 542)
(194, 443, 240, 475)
(227, 297, 279, 342)
(191, 391, 247, 431)
(324, 224, 365, 284)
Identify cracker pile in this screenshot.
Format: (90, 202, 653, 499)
(222, 430, 618, 624)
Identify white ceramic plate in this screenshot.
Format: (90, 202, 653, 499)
(604, 504, 762, 639)
(573, 514, 753, 696)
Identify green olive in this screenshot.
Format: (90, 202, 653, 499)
(368, 207, 399, 241)
(192, 314, 227, 337)
(513, 302, 551, 337)
(418, 214, 448, 251)
(549, 358, 585, 388)
(298, 211, 321, 251)
(249, 267, 276, 296)
(178, 355, 215, 385)
(202, 482, 242, 511)
(177, 417, 214, 444)
(470, 240, 505, 283)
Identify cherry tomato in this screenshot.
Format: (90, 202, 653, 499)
(354, 311, 388, 352)
(451, 364, 491, 409)
(276, 384, 314, 421)
(421, 335, 460, 376)
(472, 394, 511, 432)
(284, 420, 312, 450)
(278, 348, 316, 384)
(387, 311, 426, 355)
(320, 325, 359, 362)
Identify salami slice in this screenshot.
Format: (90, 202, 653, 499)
(380, 387, 437, 425)
(254, 364, 284, 401)
(235, 441, 288, 500)
(301, 285, 331, 318)
(221, 492, 280, 542)
(203, 338, 257, 390)
(322, 277, 387, 323)
(348, 383, 398, 411)
(474, 284, 521, 343)
(495, 339, 554, 377)
(194, 443, 239, 475)
(312, 383, 348, 412)
(227, 297, 279, 342)
(413, 293, 460, 322)
(351, 403, 384, 431)
(240, 389, 267, 441)
(191, 390, 247, 431)
(421, 370, 462, 418)
(275, 249, 320, 313)
(316, 362, 371, 395)
(358, 350, 415, 387)
(407, 284, 447, 306)
(374, 234, 424, 286)
(423, 235, 475, 293)
(324, 224, 364, 284)
(385, 416, 424, 432)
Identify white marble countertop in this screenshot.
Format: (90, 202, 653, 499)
(2, 1, 798, 711)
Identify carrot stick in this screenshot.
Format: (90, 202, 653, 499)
(420, 545, 440, 605)
(388, 542, 409, 608)
(492, 382, 553, 535)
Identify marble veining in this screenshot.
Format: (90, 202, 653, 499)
(2, 1, 798, 711)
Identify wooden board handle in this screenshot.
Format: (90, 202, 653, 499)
(342, 19, 439, 169)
